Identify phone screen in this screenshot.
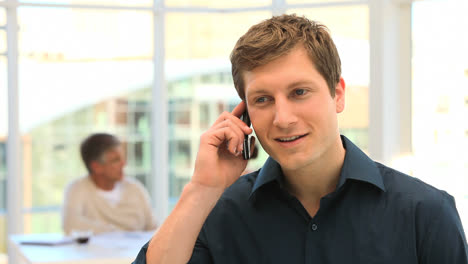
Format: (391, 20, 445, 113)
(241, 110, 251, 160)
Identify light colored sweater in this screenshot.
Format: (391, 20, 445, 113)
(62, 176, 158, 235)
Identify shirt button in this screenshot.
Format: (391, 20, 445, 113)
(311, 223, 318, 231)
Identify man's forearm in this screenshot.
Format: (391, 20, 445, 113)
(146, 181, 224, 264)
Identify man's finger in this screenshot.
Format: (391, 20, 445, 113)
(231, 100, 247, 118)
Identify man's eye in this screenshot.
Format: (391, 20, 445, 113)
(295, 89, 306, 96)
(256, 97, 268, 103)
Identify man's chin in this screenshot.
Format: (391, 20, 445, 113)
(276, 154, 311, 171)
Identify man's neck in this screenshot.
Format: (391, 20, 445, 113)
(89, 174, 116, 191)
(282, 135, 346, 205)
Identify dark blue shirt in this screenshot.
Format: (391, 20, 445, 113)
(133, 136, 468, 263)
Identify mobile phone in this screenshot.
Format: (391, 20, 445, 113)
(241, 110, 251, 160)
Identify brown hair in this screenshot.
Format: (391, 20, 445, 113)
(230, 14, 341, 99)
(80, 133, 121, 173)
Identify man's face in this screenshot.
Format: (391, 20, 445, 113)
(95, 146, 126, 182)
(244, 45, 345, 172)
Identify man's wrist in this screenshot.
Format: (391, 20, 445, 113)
(184, 181, 224, 202)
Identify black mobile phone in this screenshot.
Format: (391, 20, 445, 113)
(241, 110, 251, 160)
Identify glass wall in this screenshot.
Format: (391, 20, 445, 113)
(288, 0, 358, 3)
(412, 0, 468, 228)
(165, 11, 271, 207)
(20, 0, 152, 7)
(166, 0, 270, 8)
(17, 7, 154, 233)
(0, 6, 7, 255)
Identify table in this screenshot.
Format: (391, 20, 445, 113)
(9, 231, 153, 264)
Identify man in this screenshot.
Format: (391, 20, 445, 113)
(62, 133, 157, 234)
(133, 14, 468, 263)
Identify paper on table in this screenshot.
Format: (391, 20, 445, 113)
(19, 235, 75, 246)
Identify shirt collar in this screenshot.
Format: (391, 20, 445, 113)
(250, 135, 386, 198)
(338, 135, 386, 191)
(250, 156, 283, 196)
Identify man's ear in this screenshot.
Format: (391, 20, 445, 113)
(89, 160, 101, 175)
(335, 77, 346, 113)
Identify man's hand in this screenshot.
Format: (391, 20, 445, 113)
(144, 101, 254, 264)
(192, 100, 254, 191)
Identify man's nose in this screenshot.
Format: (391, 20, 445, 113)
(272, 98, 298, 129)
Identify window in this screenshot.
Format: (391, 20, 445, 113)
(288, 0, 357, 3)
(0, 144, 5, 207)
(412, 0, 468, 228)
(0, 8, 5, 54)
(169, 139, 191, 197)
(169, 99, 192, 126)
(17, 7, 153, 233)
(20, 0, 151, 7)
(199, 103, 210, 130)
(0, 6, 7, 254)
(165, 0, 269, 8)
(165, 11, 270, 207)
(0, 30, 5, 55)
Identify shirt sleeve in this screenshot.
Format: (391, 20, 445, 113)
(132, 241, 149, 264)
(131, 238, 213, 264)
(187, 237, 214, 264)
(417, 194, 468, 263)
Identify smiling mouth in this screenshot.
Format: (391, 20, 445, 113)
(275, 134, 308, 142)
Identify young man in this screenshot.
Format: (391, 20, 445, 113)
(62, 133, 158, 234)
(133, 14, 468, 263)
